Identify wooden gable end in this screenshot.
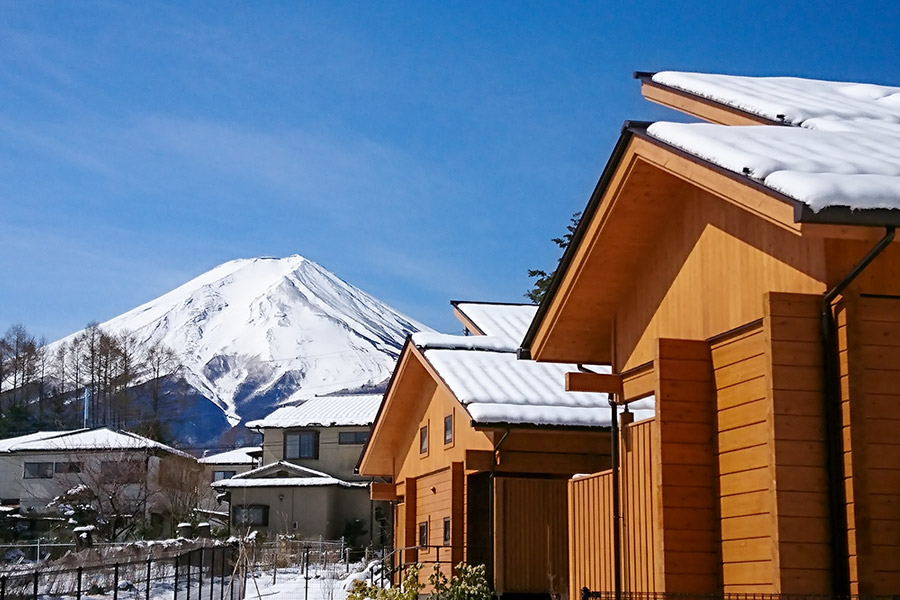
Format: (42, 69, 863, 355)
(357, 344, 491, 480)
(529, 132, 837, 370)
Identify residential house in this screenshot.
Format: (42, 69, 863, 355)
(358, 302, 654, 598)
(199, 446, 261, 482)
(518, 71, 900, 597)
(213, 394, 387, 544)
(0, 427, 199, 537)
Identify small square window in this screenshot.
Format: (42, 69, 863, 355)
(419, 425, 428, 454)
(285, 431, 319, 459)
(213, 470, 237, 481)
(54, 462, 82, 474)
(233, 505, 269, 526)
(443, 517, 451, 545)
(338, 431, 371, 445)
(443, 414, 453, 445)
(418, 521, 428, 548)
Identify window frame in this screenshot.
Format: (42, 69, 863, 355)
(337, 431, 371, 445)
(213, 470, 237, 481)
(54, 462, 82, 474)
(284, 430, 320, 460)
(232, 504, 269, 527)
(23, 462, 53, 479)
(419, 423, 429, 456)
(418, 520, 428, 548)
(443, 413, 454, 446)
(443, 517, 451, 546)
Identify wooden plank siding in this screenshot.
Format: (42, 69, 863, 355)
(496, 477, 569, 596)
(655, 339, 720, 593)
(711, 321, 776, 593)
(836, 294, 900, 595)
(765, 292, 831, 595)
(568, 419, 657, 596)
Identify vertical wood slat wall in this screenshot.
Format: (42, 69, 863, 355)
(837, 294, 900, 594)
(496, 477, 569, 596)
(568, 418, 657, 595)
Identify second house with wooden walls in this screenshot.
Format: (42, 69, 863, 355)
(358, 302, 653, 599)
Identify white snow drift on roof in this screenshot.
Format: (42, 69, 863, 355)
(0, 430, 80, 453)
(646, 72, 900, 214)
(423, 349, 654, 427)
(211, 460, 364, 489)
(199, 446, 260, 465)
(246, 394, 382, 429)
(647, 121, 900, 213)
(412, 332, 519, 353)
(652, 71, 900, 126)
(0, 428, 191, 458)
(453, 302, 538, 345)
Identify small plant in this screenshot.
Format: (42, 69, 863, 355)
(429, 563, 491, 600)
(347, 563, 423, 600)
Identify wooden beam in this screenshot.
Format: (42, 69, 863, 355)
(565, 371, 624, 396)
(467, 448, 609, 475)
(641, 81, 775, 126)
(466, 449, 494, 472)
(370, 482, 399, 501)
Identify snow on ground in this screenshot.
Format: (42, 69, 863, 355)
(241, 561, 382, 600)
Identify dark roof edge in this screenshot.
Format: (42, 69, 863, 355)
(472, 420, 612, 433)
(451, 300, 537, 308)
(634, 70, 786, 127)
(518, 121, 646, 359)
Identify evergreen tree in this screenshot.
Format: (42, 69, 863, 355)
(525, 211, 581, 304)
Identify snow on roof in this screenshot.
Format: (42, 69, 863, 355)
(411, 332, 518, 353)
(211, 460, 364, 489)
(246, 394, 382, 429)
(452, 302, 538, 345)
(646, 72, 900, 215)
(421, 346, 654, 427)
(647, 120, 900, 213)
(0, 428, 192, 459)
(199, 447, 261, 465)
(651, 71, 900, 126)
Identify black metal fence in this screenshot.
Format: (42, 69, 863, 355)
(0, 544, 239, 600)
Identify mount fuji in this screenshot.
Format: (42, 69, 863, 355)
(54, 255, 429, 445)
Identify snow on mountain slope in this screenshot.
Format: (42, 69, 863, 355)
(55, 255, 429, 430)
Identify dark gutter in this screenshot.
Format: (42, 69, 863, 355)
(820, 225, 895, 595)
(518, 122, 649, 360)
(633, 70, 787, 126)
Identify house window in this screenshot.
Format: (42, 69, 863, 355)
(338, 431, 370, 445)
(101, 460, 146, 484)
(443, 517, 451, 545)
(213, 470, 236, 481)
(24, 463, 53, 479)
(443, 414, 453, 445)
(419, 425, 428, 455)
(233, 505, 269, 526)
(285, 431, 319, 459)
(55, 462, 82, 474)
(418, 521, 428, 548)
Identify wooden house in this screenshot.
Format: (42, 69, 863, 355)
(518, 71, 900, 597)
(358, 302, 654, 598)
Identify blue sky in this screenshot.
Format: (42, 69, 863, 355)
(3, 2, 900, 340)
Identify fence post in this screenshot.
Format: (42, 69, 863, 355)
(581, 587, 589, 600)
(209, 548, 215, 600)
(198, 549, 204, 600)
(1, 574, 6, 600)
(32, 571, 38, 600)
(303, 547, 309, 600)
(380, 546, 385, 587)
(219, 547, 225, 600)
(146, 557, 152, 600)
(174, 554, 180, 600)
(186, 551, 193, 600)
(113, 563, 119, 600)
(76, 566, 82, 600)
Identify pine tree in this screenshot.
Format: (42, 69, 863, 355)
(525, 211, 581, 304)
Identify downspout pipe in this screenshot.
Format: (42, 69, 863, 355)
(489, 429, 510, 592)
(609, 397, 621, 600)
(820, 225, 894, 596)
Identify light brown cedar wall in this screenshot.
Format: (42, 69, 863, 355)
(838, 294, 900, 594)
(416, 468, 453, 566)
(711, 323, 776, 593)
(568, 419, 657, 595)
(496, 477, 568, 596)
(655, 339, 719, 593)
